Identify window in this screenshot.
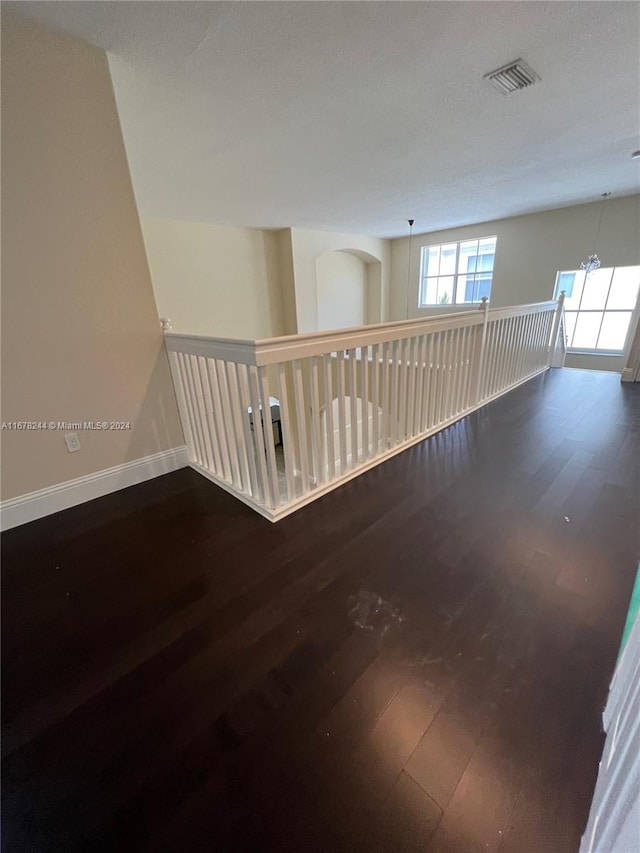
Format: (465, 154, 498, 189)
(554, 266, 640, 354)
(419, 236, 497, 306)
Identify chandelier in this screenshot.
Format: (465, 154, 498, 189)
(580, 254, 601, 274)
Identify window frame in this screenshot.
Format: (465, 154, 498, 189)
(418, 236, 497, 308)
(554, 266, 640, 357)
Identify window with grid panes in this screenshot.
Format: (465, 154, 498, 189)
(554, 266, 640, 354)
(419, 237, 496, 307)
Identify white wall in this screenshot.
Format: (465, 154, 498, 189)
(390, 195, 640, 372)
(316, 251, 366, 331)
(289, 228, 391, 333)
(142, 218, 286, 339)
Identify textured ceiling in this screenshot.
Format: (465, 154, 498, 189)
(12, 1, 640, 237)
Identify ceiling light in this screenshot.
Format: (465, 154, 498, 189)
(632, 150, 640, 159)
(484, 59, 540, 95)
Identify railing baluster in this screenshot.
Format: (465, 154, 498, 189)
(507, 316, 519, 386)
(544, 309, 555, 368)
(491, 319, 502, 393)
(490, 320, 502, 396)
(511, 316, 523, 384)
(181, 353, 206, 467)
(371, 343, 380, 456)
(451, 326, 464, 416)
(360, 344, 370, 459)
(197, 356, 223, 476)
(206, 358, 232, 482)
(446, 328, 456, 418)
(537, 311, 547, 369)
(496, 318, 509, 392)
(349, 349, 358, 466)
(431, 331, 440, 426)
(503, 317, 516, 388)
(169, 351, 196, 464)
(426, 333, 437, 429)
(381, 341, 390, 449)
(465, 325, 478, 408)
(475, 321, 488, 401)
(525, 312, 536, 376)
(176, 352, 200, 465)
(398, 337, 409, 442)
(237, 364, 263, 500)
(257, 365, 280, 508)
(493, 319, 507, 395)
(463, 325, 473, 410)
(443, 330, 453, 420)
(390, 339, 400, 443)
(447, 328, 460, 419)
(404, 336, 413, 437)
(309, 356, 323, 485)
(218, 360, 243, 487)
(437, 330, 450, 425)
(514, 314, 527, 381)
(247, 365, 270, 505)
(407, 336, 418, 437)
(438, 330, 447, 423)
(336, 351, 348, 473)
(193, 356, 215, 472)
(275, 362, 296, 502)
(413, 335, 421, 433)
(415, 334, 427, 434)
(535, 311, 546, 370)
(322, 354, 336, 481)
(519, 313, 533, 379)
(531, 312, 540, 370)
(226, 361, 252, 493)
(503, 317, 515, 387)
(292, 359, 310, 489)
(514, 315, 525, 380)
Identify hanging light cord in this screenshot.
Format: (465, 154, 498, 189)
(592, 192, 611, 254)
(581, 192, 611, 273)
(406, 219, 414, 319)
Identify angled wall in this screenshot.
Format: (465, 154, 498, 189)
(141, 218, 287, 339)
(1, 11, 183, 501)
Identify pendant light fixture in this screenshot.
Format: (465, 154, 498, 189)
(580, 192, 611, 274)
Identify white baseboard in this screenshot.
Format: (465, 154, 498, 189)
(0, 446, 188, 531)
(621, 367, 637, 383)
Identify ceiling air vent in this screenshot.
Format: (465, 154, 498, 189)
(484, 59, 540, 94)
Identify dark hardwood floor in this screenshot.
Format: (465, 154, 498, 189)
(2, 368, 639, 853)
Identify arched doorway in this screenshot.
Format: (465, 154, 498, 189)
(315, 249, 383, 331)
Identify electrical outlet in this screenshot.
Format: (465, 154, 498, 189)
(64, 432, 81, 453)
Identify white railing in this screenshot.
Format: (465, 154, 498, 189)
(163, 294, 566, 521)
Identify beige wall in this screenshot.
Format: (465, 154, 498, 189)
(142, 218, 287, 339)
(316, 251, 366, 331)
(289, 228, 391, 333)
(1, 12, 183, 501)
(142, 223, 390, 340)
(390, 195, 640, 372)
(275, 228, 299, 337)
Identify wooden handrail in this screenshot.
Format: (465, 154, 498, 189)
(164, 299, 560, 366)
